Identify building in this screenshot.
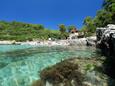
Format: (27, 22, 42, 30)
(68, 28, 79, 40)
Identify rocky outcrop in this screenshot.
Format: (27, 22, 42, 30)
(96, 24, 115, 78)
(68, 36, 96, 47)
(68, 38, 87, 46)
(96, 24, 115, 56)
(86, 36, 96, 46)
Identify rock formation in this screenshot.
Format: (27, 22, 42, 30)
(96, 24, 115, 78)
(96, 24, 115, 56)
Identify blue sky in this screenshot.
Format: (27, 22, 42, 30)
(0, 0, 103, 30)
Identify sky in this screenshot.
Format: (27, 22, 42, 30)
(0, 0, 103, 30)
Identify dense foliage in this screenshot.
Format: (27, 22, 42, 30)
(81, 0, 115, 37)
(0, 21, 69, 41)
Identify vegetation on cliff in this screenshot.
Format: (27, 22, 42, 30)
(81, 0, 115, 36)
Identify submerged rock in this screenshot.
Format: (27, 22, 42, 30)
(32, 59, 83, 86)
(0, 62, 8, 69)
(40, 59, 83, 86)
(32, 58, 110, 86)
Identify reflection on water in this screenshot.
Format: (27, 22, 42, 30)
(0, 45, 96, 86)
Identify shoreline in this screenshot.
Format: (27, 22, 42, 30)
(0, 40, 70, 46)
(0, 36, 96, 46)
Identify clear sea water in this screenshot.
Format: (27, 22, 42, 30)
(0, 45, 96, 86)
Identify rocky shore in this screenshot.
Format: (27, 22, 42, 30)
(0, 40, 69, 46)
(0, 36, 96, 47)
(96, 24, 115, 79)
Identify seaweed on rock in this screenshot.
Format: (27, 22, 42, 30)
(33, 59, 83, 86)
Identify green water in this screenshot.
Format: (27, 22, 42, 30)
(0, 45, 96, 86)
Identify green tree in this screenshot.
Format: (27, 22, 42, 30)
(81, 0, 115, 37)
(94, 10, 112, 27)
(58, 24, 66, 33)
(58, 24, 69, 39)
(103, 0, 115, 24)
(83, 16, 92, 26)
(83, 16, 96, 33)
(103, 0, 115, 12)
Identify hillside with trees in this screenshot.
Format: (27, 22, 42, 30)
(0, 21, 69, 41)
(0, 0, 114, 41)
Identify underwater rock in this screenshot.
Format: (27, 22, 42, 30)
(33, 59, 83, 86)
(83, 82, 92, 86)
(40, 60, 83, 86)
(32, 80, 44, 86)
(32, 58, 110, 86)
(0, 62, 8, 69)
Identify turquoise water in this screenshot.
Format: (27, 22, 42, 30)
(0, 45, 96, 86)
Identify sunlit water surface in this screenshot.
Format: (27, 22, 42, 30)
(0, 45, 97, 86)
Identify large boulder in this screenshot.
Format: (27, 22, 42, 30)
(96, 24, 115, 79)
(96, 24, 115, 56)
